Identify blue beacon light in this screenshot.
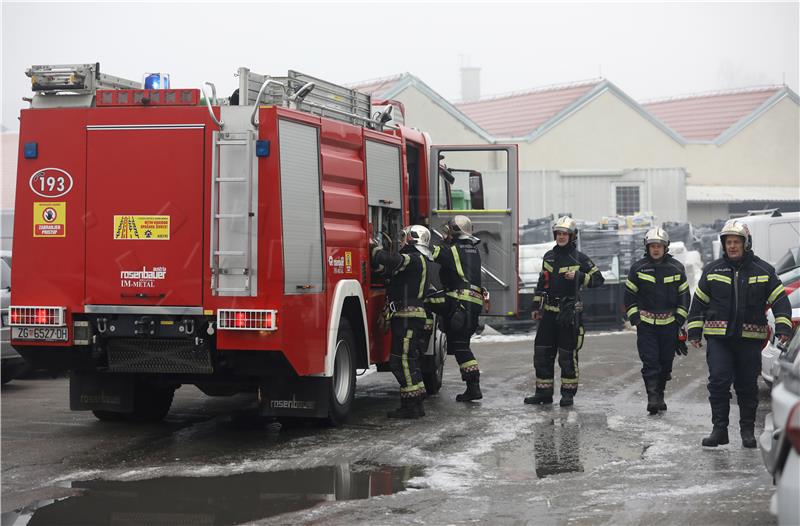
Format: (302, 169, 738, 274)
(144, 73, 170, 90)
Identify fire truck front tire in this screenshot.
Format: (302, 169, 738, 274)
(422, 330, 446, 395)
(327, 319, 357, 426)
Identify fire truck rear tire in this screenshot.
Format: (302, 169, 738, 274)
(91, 410, 128, 422)
(326, 319, 357, 426)
(129, 381, 175, 422)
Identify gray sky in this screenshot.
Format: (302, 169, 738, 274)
(2, 1, 798, 131)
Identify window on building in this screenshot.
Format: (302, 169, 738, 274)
(615, 186, 641, 215)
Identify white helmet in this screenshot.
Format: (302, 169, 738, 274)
(719, 219, 752, 251)
(644, 227, 670, 251)
(445, 215, 479, 242)
(553, 216, 578, 241)
(401, 225, 432, 258)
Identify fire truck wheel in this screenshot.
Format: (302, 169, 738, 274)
(91, 410, 128, 422)
(129, 382, 176, 423)
(327, 319, 357, 426)
(422, 330, 446, 395)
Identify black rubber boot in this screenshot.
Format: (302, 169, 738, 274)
(657, 377, 668, 411)
(559, 393, 574, 407)
(456, 379, 483, 402)
(739, 402, 757, 448)
(524, 390, 553, 405)
(645, 378, 660, 415)
(387, 397, 423, 419)
(701, 427, 729, 447)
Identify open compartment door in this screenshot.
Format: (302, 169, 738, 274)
(428, 145, 519, 316)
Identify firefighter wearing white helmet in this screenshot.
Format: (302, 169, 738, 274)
(524, 216, 604, 407)
(431, 215, 485, 402)
(688, 219, 791, 447)
(624, 227, 690, 415)
(370, 225, 433, 419)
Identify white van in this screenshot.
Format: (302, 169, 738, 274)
(712, 211, 800, 265)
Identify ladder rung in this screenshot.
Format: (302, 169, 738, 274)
(216, 139, 248, 146)
(215, 213, 247, 219)
(215, 250, 246, 256)
(215, 177, 247, 182)
(218, 268, 250, 275)
(216, 287, 248, 292)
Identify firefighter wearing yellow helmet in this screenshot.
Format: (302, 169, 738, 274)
(624, 227, 690, 415)
(688, 219, 791, 448)
(524, 216, 604, 407)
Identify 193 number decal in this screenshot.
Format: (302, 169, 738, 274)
(29, 168, 74, 198)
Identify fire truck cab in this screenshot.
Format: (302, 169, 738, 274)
(10, 63, 518, 424)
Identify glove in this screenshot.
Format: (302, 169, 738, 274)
(676, 328, 688, 356)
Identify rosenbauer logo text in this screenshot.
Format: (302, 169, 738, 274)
(120, 266, 167, 288)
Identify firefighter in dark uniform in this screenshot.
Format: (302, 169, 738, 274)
(431, 215, 485, 402)
(688, 220, 792, 447)
(524, 216, 604, 407)
(371, 225, 432, 419)
(624, 227, 690, 414)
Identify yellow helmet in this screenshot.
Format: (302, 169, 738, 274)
(552, 216, 578, 240)
(719, 219, 752, 251)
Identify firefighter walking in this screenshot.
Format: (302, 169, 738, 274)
(431, 215, 485, 402)
(624, 227, 690, 415)
(371, 225, 433, 419)
(524, 217, 604, 407)
(688, 220, 792, 447)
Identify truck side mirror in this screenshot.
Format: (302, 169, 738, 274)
(469, 170, 485, 210)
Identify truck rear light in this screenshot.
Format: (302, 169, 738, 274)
(787, 402, 800, 455)
(9, 306, 66, 327)
(217, 309, 277, 331)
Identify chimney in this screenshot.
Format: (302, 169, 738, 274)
(460, 66, 481, 102)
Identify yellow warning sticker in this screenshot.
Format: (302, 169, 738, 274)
(114, 215, 170, 240)
(33, 202, 66, 237)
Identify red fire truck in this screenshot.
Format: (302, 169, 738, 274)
(10, 63, 518, 424)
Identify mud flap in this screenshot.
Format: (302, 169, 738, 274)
(258, 376, 330, 419)
(70, 371, 135, 413)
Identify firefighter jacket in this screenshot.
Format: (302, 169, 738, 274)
(687, 251, 792, 341)
(372, 245, 429, 317)
(624, 254, 690, 326)
(532, 242, 604, 312)
(431, 238, 483, 307)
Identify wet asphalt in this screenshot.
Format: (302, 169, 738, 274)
(0, 330, 777, 525)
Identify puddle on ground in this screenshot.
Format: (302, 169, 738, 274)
(483, 413, 644, 480)
(4, 462, 424, 526)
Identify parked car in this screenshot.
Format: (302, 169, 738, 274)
(779, 266, 800, 298)
(762, 285, 800, 387)
(774, 246, 800, 275)
(1, 251, 27, 384)
(759, 326, 800, 525)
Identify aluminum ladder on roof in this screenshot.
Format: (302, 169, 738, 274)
(237, 68, 373, 126)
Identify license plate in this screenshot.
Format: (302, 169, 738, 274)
(12, 326, 68, 342)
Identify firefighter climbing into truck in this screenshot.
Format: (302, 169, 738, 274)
(9, 62, 518, 425)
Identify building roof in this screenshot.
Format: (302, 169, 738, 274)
(454, 80, 602, 137)
(642, 86, 790, 142)
(349, 74, 407, 98)
(686, 185, 800, 203)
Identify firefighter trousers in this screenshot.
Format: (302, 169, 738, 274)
(533, 312, 580, 395)
(389, 317, 426, 399)
(636, 323, 677, 386)
(706, 337, 761, 429)
(444, 300, 482, 381)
